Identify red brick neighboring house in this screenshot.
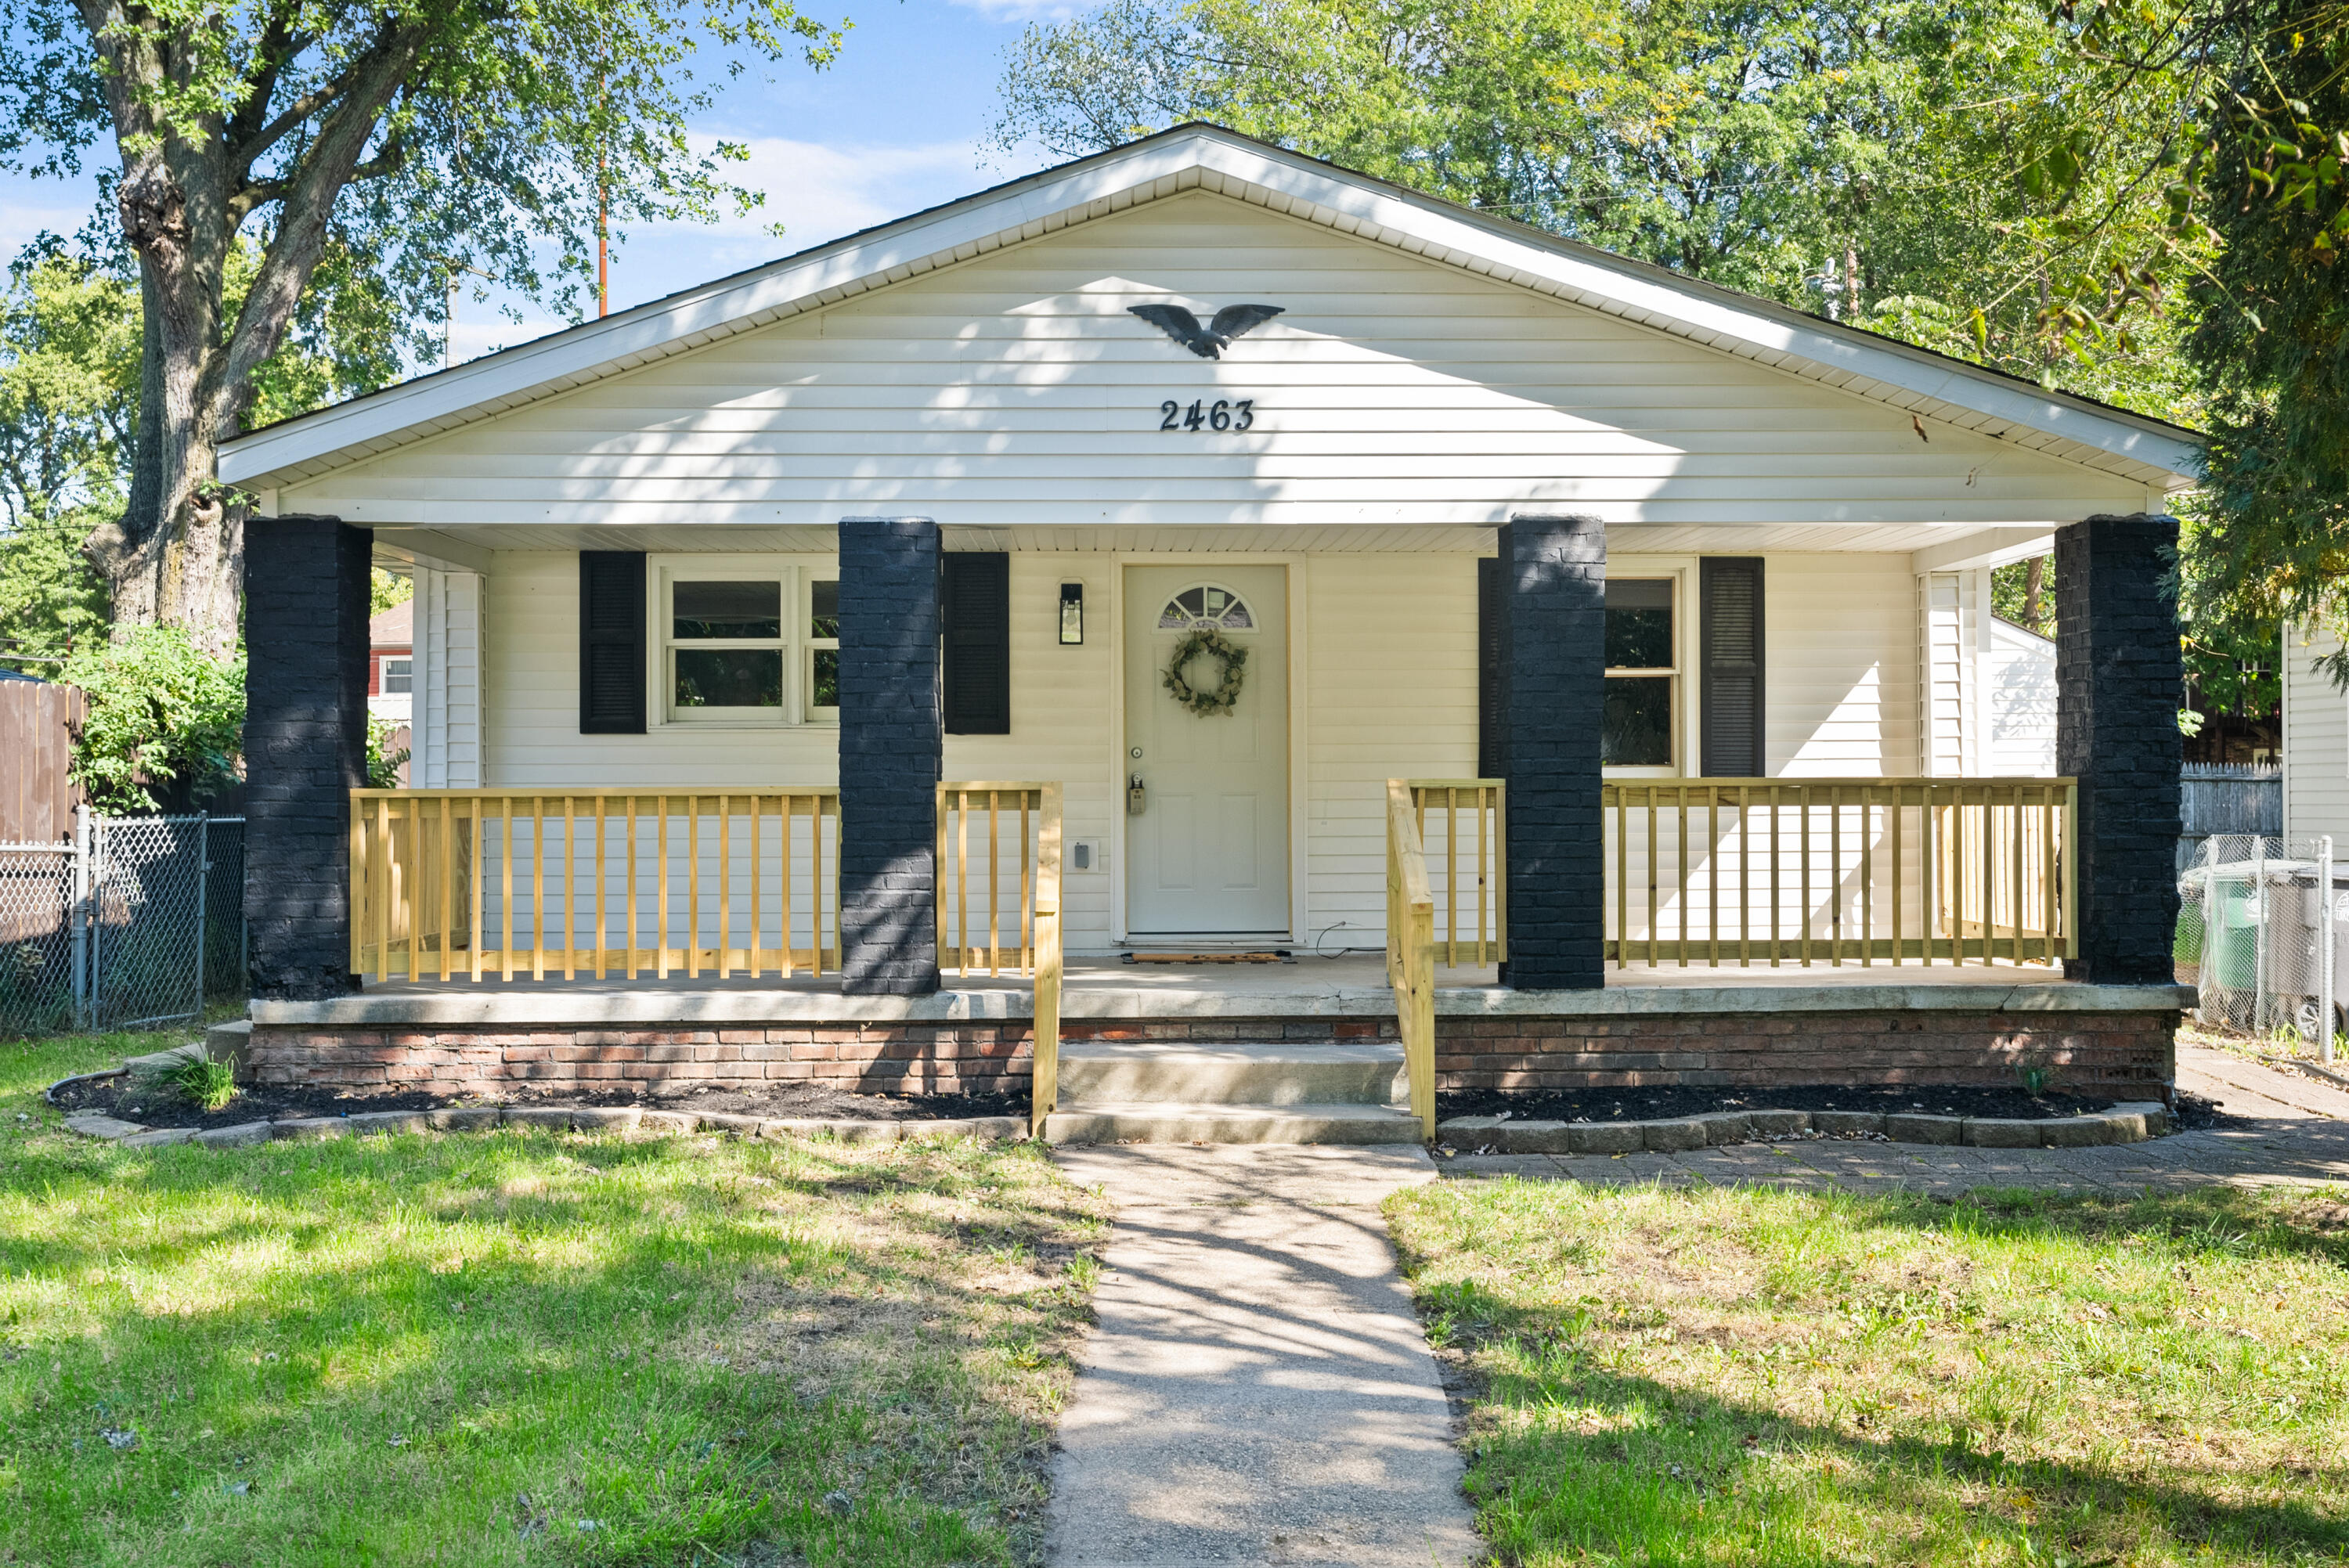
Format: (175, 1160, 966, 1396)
(367, 599, 411, 784)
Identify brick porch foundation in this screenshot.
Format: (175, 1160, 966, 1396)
(247, 1006, 2178, 1101)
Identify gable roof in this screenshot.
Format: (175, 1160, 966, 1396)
(220, 124, 2203, 492)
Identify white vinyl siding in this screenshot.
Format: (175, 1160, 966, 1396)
(283, 194, 2148, 535)
(941, 552, 1119, 948)
(1769, 554, 1922, 777)
(1304, 555, 1480, 948)
(1919, 570, 1982, 777)
(2285, 625, 2349, 846)
(413, 568, 482, 788)
(1986, 618, 2057, 777)
(482, 553, 843, 789)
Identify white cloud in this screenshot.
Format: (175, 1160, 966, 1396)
(0, 172, 104, 265)
(601, 135, 999, 302)
(685, 135, 985, 243)
(940, 0, 1090, 20)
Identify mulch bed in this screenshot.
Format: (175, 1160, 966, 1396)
(49, 1072, 1027, 1133)
(1437, 1082, 2221, 1126)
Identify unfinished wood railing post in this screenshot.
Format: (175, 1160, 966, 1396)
(345, 787, 841, 985)
(1386, 780, 1439, 1141)
(1032, 784, 1063, 1137)
(1401, 782, 1508, 968)
(1582, 776, 2077, 969)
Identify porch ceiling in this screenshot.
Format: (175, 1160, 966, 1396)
(367, 518, 2062, 575)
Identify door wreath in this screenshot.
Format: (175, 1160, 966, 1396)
(1162, 627, 1249, 716)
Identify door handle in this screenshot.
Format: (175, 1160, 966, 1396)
(1127, 774, 1147, 816)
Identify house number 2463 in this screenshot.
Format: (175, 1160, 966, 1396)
(1158, 398, 1256, 432)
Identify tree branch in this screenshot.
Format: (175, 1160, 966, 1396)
(222, 2, 305, 165)
(215, 18, 428, 434)
(231, 55, 359, 182)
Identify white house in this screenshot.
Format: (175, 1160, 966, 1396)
(226, 126, 2201, 1136)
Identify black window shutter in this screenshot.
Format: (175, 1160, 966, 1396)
(943, 552, 1011, 735)
(1477, 556, 1504, 778)
(1701, 557, 1765, 777)
(579, 551, 647, 734)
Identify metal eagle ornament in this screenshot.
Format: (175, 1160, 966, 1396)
(1128, 303, 1284, 358)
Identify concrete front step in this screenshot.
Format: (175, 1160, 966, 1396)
(1045, 1100, 1423, 1145)
(1057, 1040, 1403, 1106)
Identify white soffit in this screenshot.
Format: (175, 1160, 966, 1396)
(220, 126, 2204, 492)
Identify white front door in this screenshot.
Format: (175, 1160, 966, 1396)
(1124, 564, 1290, 936)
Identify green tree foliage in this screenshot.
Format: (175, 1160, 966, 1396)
(0, 0, 850, 653)
(60, 625, 245, 813)
(2169, 4, 2349, 674)
(370, 568, 411, 617)
(0, 256, 132, 672)
(2012, 1, 2347, 678)
(992, 0, 2204, 420)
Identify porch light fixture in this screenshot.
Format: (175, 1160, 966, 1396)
(1059, 582, 1084, 645)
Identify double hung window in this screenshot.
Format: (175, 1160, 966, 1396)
(1604, 578, 1678, 770)
(658, 562, 838, 725)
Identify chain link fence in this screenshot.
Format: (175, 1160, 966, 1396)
(2177, 834, 2346, 1052)
(0, 813, 246, 1039)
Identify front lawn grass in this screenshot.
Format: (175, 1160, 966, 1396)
(0, 1031, 1106, 1566)
(1388, 1177, 2349, 1566)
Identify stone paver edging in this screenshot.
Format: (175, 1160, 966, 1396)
(53, 1096, 1027, 1150)
(1438, 1101, 2173, 1154)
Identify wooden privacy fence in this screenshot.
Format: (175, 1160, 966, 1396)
(0, 679, 85, 843)
(1603, 777, 2077, 966)
(1403, 780, 1506, 966)
(350, 789, 840, 981)
(1384, 780, 1439, 1140)
(936, 783, 1063, 1137)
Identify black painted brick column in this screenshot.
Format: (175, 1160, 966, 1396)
(2056, 513, 2182, 983)
(244, 514, 372, 999)
(838, 517, 943, 995)
(1500, 514, 1606, 989)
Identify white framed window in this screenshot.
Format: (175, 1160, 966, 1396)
(807, 576, 839, 719)
(381, 656, 413, 694)
(1602, 558, 1702, 777)
(652, 557, 839, 726)
(1604, 577, 1678, 773)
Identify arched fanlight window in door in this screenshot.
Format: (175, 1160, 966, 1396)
(1156, 584, 1255, 632)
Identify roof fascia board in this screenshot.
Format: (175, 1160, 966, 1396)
(1182, 136, 2200, 479)
(224, 125, 2201, 487)
(221, 139, 1218, 484)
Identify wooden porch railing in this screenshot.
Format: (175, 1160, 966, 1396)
(349, 788, 840, 981)
(935, 783, 1063, 1137)
(1602, 777, 2077, 966)
(1403, 779, 1506, 965)
(1385, 780, 1438, 1141)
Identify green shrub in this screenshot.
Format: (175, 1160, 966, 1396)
(63, 626, 244, 813)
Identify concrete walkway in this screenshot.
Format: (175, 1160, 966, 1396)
(1445, 1040, 2349, 1195)
(1046, 1145, 1481, 1568)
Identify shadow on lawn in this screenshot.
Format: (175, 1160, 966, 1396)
(0, 1124, 1094, 1566)
(1402, 1185, 2349, 1564)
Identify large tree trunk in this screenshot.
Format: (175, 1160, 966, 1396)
(74, 5, 423, 660)
(85, 261, 246, 656)
(80, 70, 246, 658)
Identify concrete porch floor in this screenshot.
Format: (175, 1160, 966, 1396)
(341, 951, 2073, 1000)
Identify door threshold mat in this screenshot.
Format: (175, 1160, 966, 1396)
(1122, 950, 1294, 964)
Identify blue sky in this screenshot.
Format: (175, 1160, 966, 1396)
(0, 0, 1070, 367)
